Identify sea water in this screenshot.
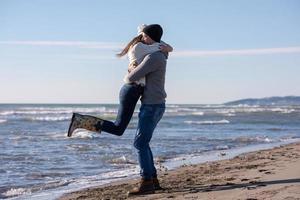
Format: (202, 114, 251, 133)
(0, 104, 299, 199)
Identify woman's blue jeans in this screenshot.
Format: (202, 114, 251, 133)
(133, 103, 165, 180)
(101, 83, 143, 136)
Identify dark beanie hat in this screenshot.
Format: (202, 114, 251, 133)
(143, 24, 163, 42)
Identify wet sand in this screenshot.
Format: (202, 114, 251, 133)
(59, 142, 300, 200)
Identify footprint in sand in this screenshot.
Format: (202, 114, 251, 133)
(258, 169, 268, 172)
(241, 178, 250, 182)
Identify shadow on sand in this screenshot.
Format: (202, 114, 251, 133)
(162, 178, 300, 194)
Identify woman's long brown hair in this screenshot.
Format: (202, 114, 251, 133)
(116, 35, 143, 57)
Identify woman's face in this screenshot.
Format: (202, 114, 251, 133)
(142, 33, 155, 45)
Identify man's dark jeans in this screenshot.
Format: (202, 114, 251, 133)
(101, 83, 143, 136)
(134, 103, 165, 180)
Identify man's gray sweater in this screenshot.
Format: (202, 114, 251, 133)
(126, 51, 167, 104)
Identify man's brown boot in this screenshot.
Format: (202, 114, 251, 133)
(153, 177, 164, 190)
(128, 178, 155, 196)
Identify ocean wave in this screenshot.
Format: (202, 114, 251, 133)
(0, 111, 15, 116)
(233, 136, 273, 143)
(26, 172, 71, 180)
(108, 156, 136, 165)
(279, 136, 300, 142)
(270, 108, 295, 114)
(0, 107, 116, 116)
(216, 109, 236, 116)
(28, 116, 71, 122)
(266, 128, 285, 131)
(0, 119, 7, 123)
(24, 114, 116, 122)
(191, 112, 204, 116)
(98, 168, 139, 180)
(184, 119, 230, 125)
(2, 180, 71, 199)
(164, 106, 296, 116)
(165, 108, 200, 113)
(224, 113, 236, 116)
(0, 110, 73, 115)
(164, 111, 205, 117)
(211, 107, 297, 114)
(238, 108, 266, 113)
(2, 187, 31, 198)
(22, 106, 108, 112)
(166, 105, 180, 108)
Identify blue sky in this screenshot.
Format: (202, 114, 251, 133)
(1, 0, 300, 104)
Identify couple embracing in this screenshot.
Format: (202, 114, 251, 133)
(67, 24, 173, 195)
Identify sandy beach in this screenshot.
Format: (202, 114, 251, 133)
(58, 142, 300, 200)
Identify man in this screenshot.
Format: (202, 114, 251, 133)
(126, 24, 168, 195)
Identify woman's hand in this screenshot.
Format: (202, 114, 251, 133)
(128, 61, 138, 73)
(128, 67, 134, 73)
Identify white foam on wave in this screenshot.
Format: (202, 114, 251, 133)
(0, 111, 15, 116)
(178, 108, 199, 112)
(2, 187, 31, 198)
(29, 116, 71, 122)
(22, 106, 107, 112)
(216, 109, 236, 116)
(280, 135, 300, 141)
(71, 130, 97, 139)
(270, 108, 295, 114)
(166, 108, 199, 113)
(167, 105, 180, 108)
(98, 167, 139, 180)
(221, 106, 297, 114)
(232, 104, 256, 107)
(240, 107, 266, 113)
(204, 104, 224, 108)
(184, 119, 230, 125)
(225, 113, 236, 116)
(0, 107, 116, 116)
(191, 112, 204, 116)
(0, 110, 72, 115)
(166, 105, 296, 117)
(165, 109, 205, 117)
(2, 180, 72, 199)
(234, 136, 273, 143)
(109, 155, 137, 165)
(0, 119, 7, 123)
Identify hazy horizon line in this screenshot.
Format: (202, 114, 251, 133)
(1, 40, 300, 57)
(0, 95, 299, 105)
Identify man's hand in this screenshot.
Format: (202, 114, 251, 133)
(159, 44, 173, 53)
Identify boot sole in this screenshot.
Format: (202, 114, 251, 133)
(155, 187, 164, 191)
(67, 113, 76, 137)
